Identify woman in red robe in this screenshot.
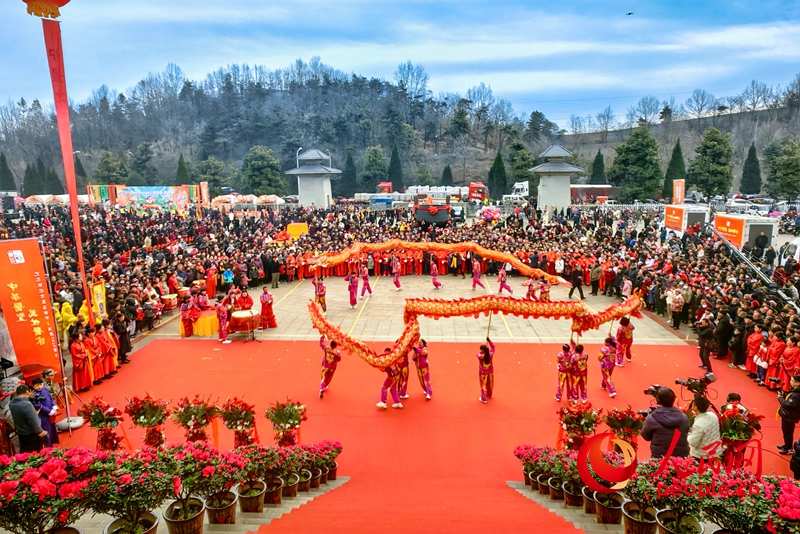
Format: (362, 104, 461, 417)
(206, 264, 218, 298)
(260, 287, 277, 329)
(84, 328, 105, 385)
(69, 333, 92, 392)
(96, 322, 117, 377)
(765, 331, 786, 391)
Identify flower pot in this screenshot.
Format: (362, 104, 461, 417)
(103, 512, 159, 534)
(562, 483, 583, 507)
(264, 477, 284, 505)
(548, 477, 564, 501)
(656, 510, 704, 534)
(582, 486, 596, 514)
(237, 480, 267, 513)
(310, 468, 322, 489)
(327, 462, 338, 481)
(205, 491, 237, 525)
(298, 469, 313, 492)
(523, 468, 533, 487)
(536, 474, 550, 495)
(282, 473, 300, 498)
(594, 491, 623, 524)
(52, 528, 84, 534)
(163, 498, 205, 534)
(622, 502, 658, 534)
(320, 466, 329, 485)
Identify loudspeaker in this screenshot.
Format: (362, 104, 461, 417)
(1, 197, 14, 213)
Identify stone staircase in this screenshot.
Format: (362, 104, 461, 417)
(67, 477, 350, 534)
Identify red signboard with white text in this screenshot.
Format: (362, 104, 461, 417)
(664, 206, 684, 232)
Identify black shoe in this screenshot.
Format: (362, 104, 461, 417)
(778, 445, 790, 451)
(780, 449, 794, 455)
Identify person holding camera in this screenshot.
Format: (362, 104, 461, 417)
(778, 375, 800, 455)
(641, 387, 690, 458)
(8, 385, 48, 453)
(697, 318, 715, 375)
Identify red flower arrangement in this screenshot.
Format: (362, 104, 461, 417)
(601, 406, 645, 450)
(220, 397, 257, 448)
(767, 477, 800, 534)
(718, 406, 764, 470)
(124, 395, 171, 448)
(171, 395, 219, 442)
(265, 398, 307, 447)
(317, 440, 342, 469)
(76, 397, 124, 451)
(558, 403, 601, 450)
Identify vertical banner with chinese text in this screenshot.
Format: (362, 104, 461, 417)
(673, 179, 685, 204)
(0, 239, 62, 382)
(91, 282, 107, 322)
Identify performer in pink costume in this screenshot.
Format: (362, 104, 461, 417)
(471, 261, 485, 290)
(555, 340, 574, 401)
(615, 317, 635, 366)
(344, 270, 359, 308)
(359, 265, 373, 298)
(215, 297, 230, 344)
(259, 287, 277, 329)
(412, 339, 432, 399)
(477, 337, 495, 403)
(319, 335, 341, 399)
(538, 277, 551, 302)
(314, 277, 327, 315)
(599, 337, 618, 397)
(569, 342, 589, 404)
(523, 275, 539, 301)
(497, 269, 513, 294)
(396, 348, 410, 399)
(377, 352, 402, 409)
(430, 256, 443, 290)
(392, 257, 402, 290)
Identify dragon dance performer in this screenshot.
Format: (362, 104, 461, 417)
(345, 270, 359, 309)
(430, 256, 443, 290)
(215, 297, 231, 344)
(314, 277, 328, 315)
(392, 257, 402, 291)
(569, 341, 589, 404)
(599, 337, 618, 398)
(412, 339, 432, 399)
(397, 347, 410, 399)
(497, 268, 513, 295)
(319, 335, 341, 399)
(471, 260, 485, 290)
(523, 275, 539, 301)
(377, 352, 403, 409)
(555, 339, 574, 402)
(538, 277, 551, 302)
(615, 317, 635, 366)
(477, 337, 495, 404)
(360, 264, 373, 298)
(260, 287, 277, 329)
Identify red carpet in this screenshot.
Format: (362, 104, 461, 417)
(59, 339, 790, 533)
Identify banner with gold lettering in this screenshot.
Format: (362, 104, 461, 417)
(91, 282, 107, 322)
(673, 179, 685, 204)
(0, 239, 62, 382)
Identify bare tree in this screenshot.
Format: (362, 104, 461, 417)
(628, 95, 660, 125)
(568, 114, 585, 134)
(741, 80, 773, 111)
(394, 60, 429, 99)
(466, 83, 495, 122)
(595, 106, 615, 141)
(685, 89, 717, 118)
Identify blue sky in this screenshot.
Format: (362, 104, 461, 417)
(2, 0, 800, 127)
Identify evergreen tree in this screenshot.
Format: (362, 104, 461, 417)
(387, 145, 403, 192)
(767, 140, 800, 199)
(338, 152, 358, 198)
(607, 126, 662, 202)
(0, 153, 16, 191)
(125, 171, 148, 186)
(662, 139, 686, 199)
(507, 140, 537, 192)
(130, 142, 159, 185)
(448, 107, 471, 138)
(23, 164, 44, 196)
(93, 151, 127, 184)
(687, 127, 734, 198)
(488, 152, 507, 196)
(36, 158, 47, 186)
(241, 145, 286, 196)
(175, 153, 192, 185)
(589, 150, 606, 184)
(44, 167, 65, 194)
(196, 157, 227, 196)
(441, 164, 454, 186)
(361, 145, 388, 192)
(413, 163, 435, 186)
(74, 153, 89, 190)
(740, 143, 762, 194)
(763, 141, 783, 197)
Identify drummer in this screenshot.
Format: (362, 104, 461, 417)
(237, 289, 254, 311)
(195, 288, 211, 310)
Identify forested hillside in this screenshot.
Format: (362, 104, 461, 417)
(0, 58, 799, 201)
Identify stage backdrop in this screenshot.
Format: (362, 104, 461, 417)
(0, 239, 62, 382)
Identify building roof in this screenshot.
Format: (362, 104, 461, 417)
(298, 149, 331, 161)
(530, 161, 584, 174)
(538, 144, 573, 158)
(285, 164, 342, 176)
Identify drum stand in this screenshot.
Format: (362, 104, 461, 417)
(243, 312, 261, 344)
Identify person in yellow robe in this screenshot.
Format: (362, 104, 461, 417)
(59, 300, 77, 349)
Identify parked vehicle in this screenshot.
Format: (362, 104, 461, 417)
(451, 205, 466, 223)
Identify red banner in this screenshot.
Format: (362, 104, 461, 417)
(664, 206, 684, 232)
(42, 19, 93, 324)
(0, 239, 62, 382)
(673, 179, 685, 204)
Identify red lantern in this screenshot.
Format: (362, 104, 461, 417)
(23, 0, 70, 19)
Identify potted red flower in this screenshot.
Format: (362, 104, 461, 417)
(558, 402, 601, 451)
(718, 406, 764, 470)
(275, 446, 303, 498)
(76, 397, 124, 451)
(171, 396, 219, 442)
(234, 444, 280, 512)
(764, 476, 800, 534)
(220, 397, 257, 448)
(318, 440, 342, 480)
(601, 406, 645, 451)
(621, 457, 660, 534)
(703, 469, 772, 534)
(301, 444, 328, 487)
(124, 395, 171, 448)
(265, 398, 307, 447)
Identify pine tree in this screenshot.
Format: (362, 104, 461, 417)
(44, 167, 65, 194)
(607, 126, 662, 202)
(507, 139, 538, 191)
(740, 143, 762, 194)
(131, 142, 159, 185)
(74, 153, 89, 190)
(338, 152, 358, 198)
(488, 152, 507, 196)
(361, 145, 388, 192)
(589, 150, 605, 184)
(663, 139, 686, 200)
(387, 146, 403, 192)
(93, 151, 126, 184)
(0, 153, 16, 191)
(23, 164, 44, 196)
(241, 146, 287, 196)
(175, 154, 192, 185)
(687, 127, 734, 197)
(441, 165, 454, 186)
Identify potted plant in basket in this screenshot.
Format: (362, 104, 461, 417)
(702, 469, 772, 534)
(602, 406, 645, 451)
(220, 397, 257, 448)
(88, 449, 173, 534)
(265, 398, 307, 447)
(513, 445, 537, 487)
(301, 444, 328, 487)
(288, 446, 314, 492)
(318, 440, 342, 480)
(125, 394, 171, 448)
(529, 446, 559, 496)
(555, 450, 584, 507)
(77, 397, 125, 451)
(275, 445, 304, 498)
(0, 447, 98, 534)
(718, 406, 763, 470)
(621, 457, 660, 534)
(171, 395, 219, 442)
(558, 402, 601, 451)
(646, 456, 707, 534)
(234, 444, 277, 512)
(763, 476, 800, 534)
(588, 450, 626, 525)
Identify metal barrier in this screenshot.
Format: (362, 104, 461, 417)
(570, 203, 665, 213)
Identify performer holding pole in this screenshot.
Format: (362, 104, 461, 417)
(412, 339, 432, 399)
(472, 260, 485, 290)
(397, 348, 410, 399)
(570, 340, 589, 404)
(315, 277, 328, 315)
(377, 352, 403, 409)
(477, 336, 495, 404)
(392, 256, 402, 291)
(555, 337, 574, 402)
(345, 270, 358, 309)
(497, 268, 513, 295)
(215, 296, 231, 344)
(615, 317, 635, 366)
(538, 277, 551, 302)
(599, 337, 618, 398)
(430, 256, 443, 290)
(319, 335, 341, 399)
(360, 264, 373, 299)
(523, 275, 539, 301)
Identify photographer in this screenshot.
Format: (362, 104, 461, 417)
(687, 397, 721, 460)
(778, 375, 800, 455)
(641, 387, 690, 458)
(8, 385, 47, 453)
(697, 318, 715, 375)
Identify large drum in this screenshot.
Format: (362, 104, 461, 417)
(230, 310, 259, 332)
(177, 287, 191, 300)
(161, 294, 177, 312)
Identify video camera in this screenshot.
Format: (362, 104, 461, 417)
(675, 374, 716, 398)
(643, 384, 662, 397)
